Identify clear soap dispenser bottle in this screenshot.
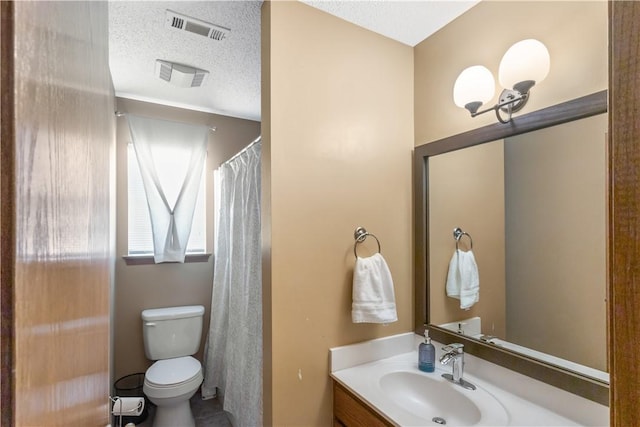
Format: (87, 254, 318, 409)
(419, 328, 435, 372)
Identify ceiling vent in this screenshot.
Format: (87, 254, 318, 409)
(165, 9, 230, 41)
(155, 60, 209, 88)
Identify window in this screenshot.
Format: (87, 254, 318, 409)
(127, 144, 206, 255)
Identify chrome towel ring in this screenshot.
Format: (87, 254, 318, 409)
(353, 226, 381, 259)
(453, 227, 473, 250)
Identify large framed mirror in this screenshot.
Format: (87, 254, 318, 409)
(414, 90, 608, 405)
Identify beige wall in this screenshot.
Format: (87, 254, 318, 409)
(428, 141, 506, 337)
(415, 1, 608, 145)
(505, 113, 607, 371)
(263, 2, 414, 425)
(113, 98, 260, 381)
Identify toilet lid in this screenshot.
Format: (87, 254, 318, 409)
(146, 356, 201, 387)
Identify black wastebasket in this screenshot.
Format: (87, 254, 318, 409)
(113, 373, 149, 425)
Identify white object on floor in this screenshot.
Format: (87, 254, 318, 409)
(111, 397, 144, 416)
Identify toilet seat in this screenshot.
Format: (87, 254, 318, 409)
(145, 356, 201, 387)
(144, 356, 203, 400)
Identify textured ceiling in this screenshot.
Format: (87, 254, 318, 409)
(108, 1, 479, 122)
(109, 1, 262, 121)
(302, 0, 479, 47)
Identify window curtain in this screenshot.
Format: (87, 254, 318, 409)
(127, 114, 208, 263)
(202, 138, 262, 426)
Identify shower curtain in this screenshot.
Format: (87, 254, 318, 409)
(202, 138, 262, 426)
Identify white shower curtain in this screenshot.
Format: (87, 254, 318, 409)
(127, 114, 208, 263)
(202, 138, 262, 426)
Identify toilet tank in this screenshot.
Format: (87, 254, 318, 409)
(142, 305, 205, 360)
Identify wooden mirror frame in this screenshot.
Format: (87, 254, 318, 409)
(414, 90, 609, 405)
(608, 2, 640, 424)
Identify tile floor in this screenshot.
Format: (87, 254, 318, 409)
(115, 392, 231, 427)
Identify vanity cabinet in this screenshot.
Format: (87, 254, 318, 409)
(332, 381, 393, 427)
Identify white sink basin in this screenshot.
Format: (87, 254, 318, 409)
(379, 370, 508, 426)
(331, 335, 609, 426)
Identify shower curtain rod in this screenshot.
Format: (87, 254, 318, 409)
(221, 136, 262, 167)
(114, 111, 217, 132)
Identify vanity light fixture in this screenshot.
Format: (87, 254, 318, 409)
(453, 39, 550, 123)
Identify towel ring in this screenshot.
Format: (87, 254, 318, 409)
(353, 226, 381, 259)
(453, 227, 473, 250)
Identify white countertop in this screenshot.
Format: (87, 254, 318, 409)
(330, 333, 609, 427)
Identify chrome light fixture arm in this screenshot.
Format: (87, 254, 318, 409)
(466, 87, 531, 124)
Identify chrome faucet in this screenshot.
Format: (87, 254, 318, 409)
(439, 343, 476, 390)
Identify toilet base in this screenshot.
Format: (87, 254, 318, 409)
(143, 357, 203, 427)
(152, 399, 195, 427)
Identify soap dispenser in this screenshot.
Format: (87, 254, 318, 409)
(419, 328, 435, 372)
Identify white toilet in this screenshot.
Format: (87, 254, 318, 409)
(142, 305, 205, 427)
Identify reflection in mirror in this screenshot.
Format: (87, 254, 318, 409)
(428, 113, 608, 382)
(506, 115, 607, 376)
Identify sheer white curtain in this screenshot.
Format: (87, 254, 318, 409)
(127, 115, 208, 263)
(203, 139, 262, 426)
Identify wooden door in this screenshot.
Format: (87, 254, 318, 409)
(1, 2, 114, 425)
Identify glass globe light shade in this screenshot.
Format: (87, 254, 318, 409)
(498, 39, 550, 91)
(453, 65, 495, 109)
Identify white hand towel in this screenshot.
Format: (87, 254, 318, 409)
(446, 250, 480, 310)
(459, 250, 479, 309)
(446, 250, 461, 299)
(352, 253, 398, 324)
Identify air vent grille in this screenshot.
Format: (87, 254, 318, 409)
(184, 21, 210, 37)
(209, 29, 226, 41)
(158, 62, 172, 82)
(166, 9, 230, 41)
(155, 60, 209, 88)
(170, 16, 184, 29)
(191, 73, 205, 87)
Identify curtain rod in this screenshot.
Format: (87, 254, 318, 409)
(114, 111, 217, 132)
(222, 136, 262, 167)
